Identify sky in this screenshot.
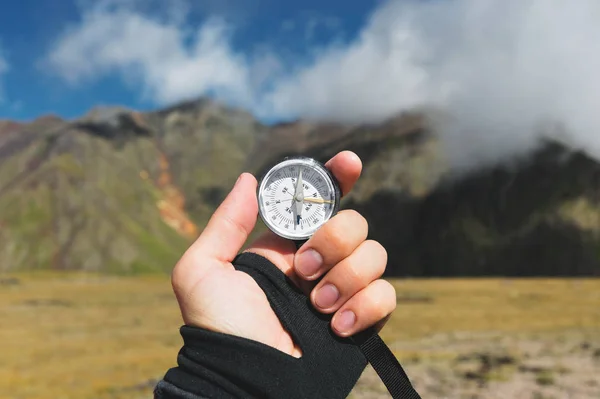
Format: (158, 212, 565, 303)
(0, 0, 377, 121)
(2, 0, 600, 170)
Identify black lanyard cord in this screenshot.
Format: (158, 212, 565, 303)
(352, 328, 422, 399)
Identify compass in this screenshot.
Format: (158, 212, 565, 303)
(257, 157, 341, 242)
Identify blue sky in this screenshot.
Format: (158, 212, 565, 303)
(0, 0, 379, 121)
(1, 0, 600, 173)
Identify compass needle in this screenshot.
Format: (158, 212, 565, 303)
(303, 198, 335, 204)
(294, 169, 304, 225)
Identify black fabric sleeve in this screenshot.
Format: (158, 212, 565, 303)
(154, 252, 367, 399)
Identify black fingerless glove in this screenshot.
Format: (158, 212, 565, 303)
(155, 252, 367, 399)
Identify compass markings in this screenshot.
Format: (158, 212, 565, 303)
(260, 161, 337, 237)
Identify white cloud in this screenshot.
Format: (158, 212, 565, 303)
(265, 0, 600, 169)
(45, 0, 600, 170)
(45, 5, 255, 107)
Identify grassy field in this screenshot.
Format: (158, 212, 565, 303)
(0, 274, 599, 399)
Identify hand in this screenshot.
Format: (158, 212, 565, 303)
(171, 151, 396, 358)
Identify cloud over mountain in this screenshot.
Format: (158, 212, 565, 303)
(45, 0, 600, 170)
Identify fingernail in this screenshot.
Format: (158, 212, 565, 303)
(334, 310, 356, 334)
(295, 249, 323, 278)
(235, 174, 243, 185)
(314, 284, 339, 309)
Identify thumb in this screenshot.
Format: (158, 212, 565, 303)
(188, 173, 258, 264)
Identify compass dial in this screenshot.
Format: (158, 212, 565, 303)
(257, 157, 341, 241)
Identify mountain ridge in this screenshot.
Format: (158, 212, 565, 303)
(1, 98, 599, 276)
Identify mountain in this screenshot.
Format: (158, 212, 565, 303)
(1, 99, 599, 276)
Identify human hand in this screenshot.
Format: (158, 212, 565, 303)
(171, 151, 396, 358)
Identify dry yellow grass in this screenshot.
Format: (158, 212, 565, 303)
(0, 273, 182, 399)
(1, 274, 599, 399)
(385, 278, 600, 341)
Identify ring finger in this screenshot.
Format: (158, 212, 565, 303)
(331, 279, 397, 338)
(310, 240, 387, 312)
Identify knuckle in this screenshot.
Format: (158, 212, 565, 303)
(328, 210, 368, 245)
(345, 261, 366, 285)
(171, 261, 187, 292)
(370, 280, 397, 314)
(171, 251, 202, 294)
(381, 281, 398, 312)
(220, 211, 251, 239)
(320, 221, 346, 249)
(361, 240, 388, 276)
(364, 240, 387, 259)
(341, 209, 368, 234)
(339, 208, 360, 220)
(312, 210, 370, 262)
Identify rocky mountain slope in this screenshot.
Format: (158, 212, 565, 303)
(1, 99, 599, 276)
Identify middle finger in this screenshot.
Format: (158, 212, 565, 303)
(294, 209, 368, 280)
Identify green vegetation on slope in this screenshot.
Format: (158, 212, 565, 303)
(2, 99, 600, 275)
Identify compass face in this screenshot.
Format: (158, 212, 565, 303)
(258, 157, 341, 241)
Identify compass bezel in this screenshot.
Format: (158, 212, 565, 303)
(257, 156, 342, 241)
